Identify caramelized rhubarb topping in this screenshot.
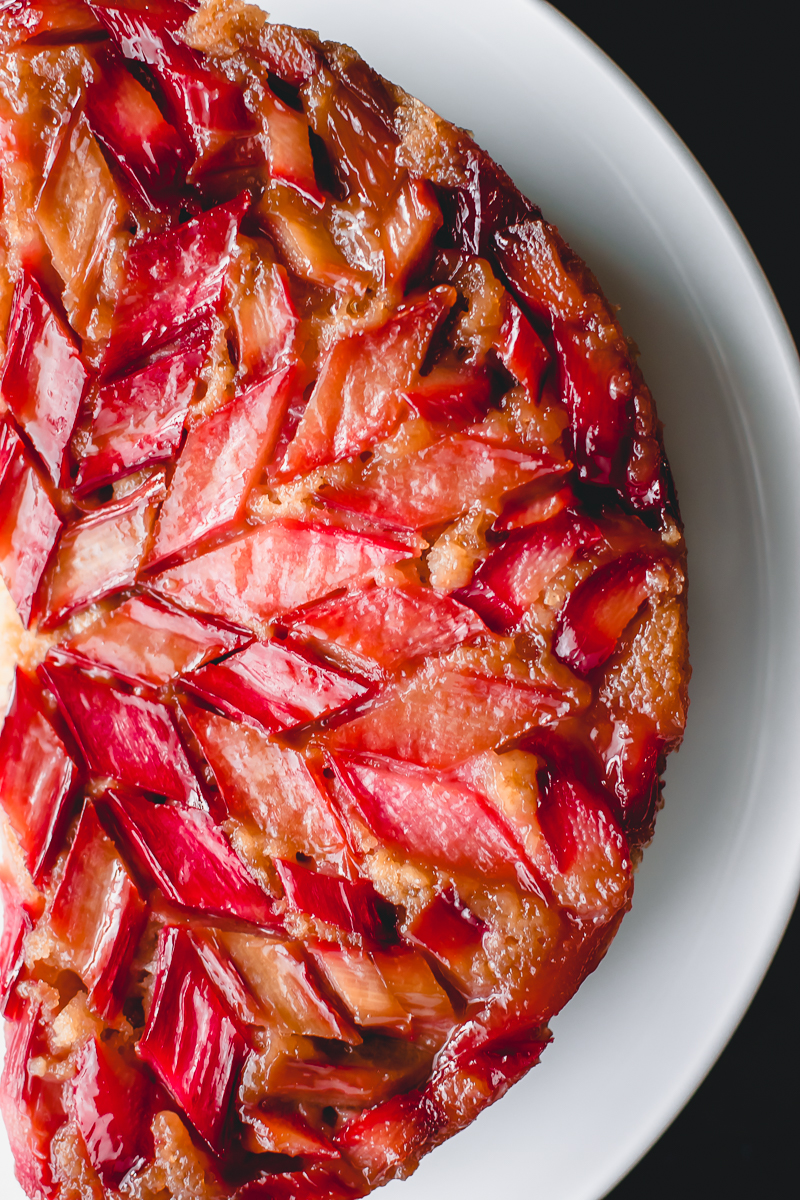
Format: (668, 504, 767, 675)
(0, 4, 688, 1197)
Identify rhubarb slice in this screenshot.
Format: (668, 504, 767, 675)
(553, 551, 657, 674)
(63, 594, 247, 686)
(281, 289, 455, 476)
(40, 472, 165, 628)
(41, 659, 202, 806)
(284, 584, 486, 673)
(0, 420, 62, 626)
(182, 638, 370, 734)
(148, 363, 299, 566)
(137, 925, 250, 1154)
(184, 704, 350, 863)
(99, 790, 280, 927)
(275, 859, 397, 946)
(0, 271, 89, 486)
(74, 325, 211, 493)
(73, 1036, 156, 1187)
(151, 520, 412, 628)
(0, 667, 78, 885)
(50, 801, 147, 1019)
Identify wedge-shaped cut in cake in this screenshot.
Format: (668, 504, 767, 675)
(0, 3, 689, 1196)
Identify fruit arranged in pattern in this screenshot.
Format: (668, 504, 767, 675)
(0, 2, 689, 1198)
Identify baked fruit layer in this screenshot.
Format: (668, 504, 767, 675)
(0, 2, 689, 1197)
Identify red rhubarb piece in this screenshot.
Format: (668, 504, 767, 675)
(0, 887, 33, 1020)
(553, 551, 655, 675)
(147, 363, 299, 567)
(137, 925, 250, 1154)
(454, 507, 605, 633)
(100, 790, 281, 927)
(407, 891, 486, 984)
(0, 999, 60, 1200)
(75, 325, 211, 493)
(335, 755, 541, 892)
(284, 584, 487, 672)
(281, 288, 455, 476)
(493, 294, 550, 402)
(73, 1036, 155, 1187)
(90, 1, 251, 160)
(382, 177, 443, 289)
(404, 364, 494, 425)
(307, 943, 410, 1032)
(338, 1089, 441, 1186)
(0, 271, 89, 485)
(533, 768, 632, 921)
(493, 480, 574, 532)
(324, 435, 555, 531)
(49, 801, 147, 1019)
(151, 519, 412, 628)
(86, 48, 189, 208)
(104, 194, 250, 373)
(229, 255, 298, 384)
(0, 421, 61, 626)
(183, 638, 370, 733)
(329, 661, 577, 770)
(494, 219, 673, 515)
(41, 659, 202, 806)
(594, 711, 664, 845)
(0, 667, 78, 885)
(183, 704, 350, 863)
(220, 934, 358, 1042)
(276, 859, 397, 945)
(438, 144, 536, 258)
(64, 594, 247, 686)
(40, 471, 166, 628)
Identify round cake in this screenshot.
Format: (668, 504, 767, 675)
(0, 2, 689, 1197)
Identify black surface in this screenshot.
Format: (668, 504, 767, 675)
(546, 3, 800, 1196)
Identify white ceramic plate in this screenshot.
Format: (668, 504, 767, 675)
(3, 2, 800, 1198)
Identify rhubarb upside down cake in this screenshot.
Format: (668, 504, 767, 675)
(0, 2, 689, 1197)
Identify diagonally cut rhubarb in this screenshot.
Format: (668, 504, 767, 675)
(0, 420, 62, 627)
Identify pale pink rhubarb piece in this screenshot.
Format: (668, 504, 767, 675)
(63, 594, 248, 687)
(148, 363, 299, 566)
(283, 584, 487, 672)
(307, 943, 410, 1032)
(41, 472, 165, 628)
(281, 288, 455, 476)
(184, 703, 350, 862)
(151, 520, 412, 628)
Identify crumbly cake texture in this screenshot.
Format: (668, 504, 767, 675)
(0, 2, 689, 1197)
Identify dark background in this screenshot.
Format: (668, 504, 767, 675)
(546, 3, 799, 1196)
